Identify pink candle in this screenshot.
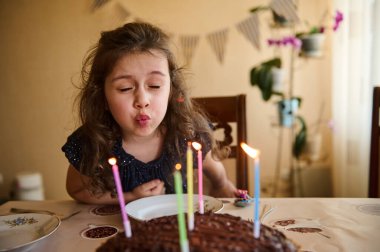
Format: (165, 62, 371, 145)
(192, 142, 204, 214)
(108, 157, 132, 238)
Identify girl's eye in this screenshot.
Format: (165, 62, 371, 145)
(119, 87, 133, 92)
(149, 85, 161, 89)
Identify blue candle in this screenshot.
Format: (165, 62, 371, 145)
(253, 157, 260, 238)
(240, 143, 261, 239)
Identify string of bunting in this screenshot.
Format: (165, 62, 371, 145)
(91, 0, 299, 66)
(236, 13, 261, 51)
(270, 0, 300, 23)
(206, 28, 229, 64)
(180, 35, 200, 66)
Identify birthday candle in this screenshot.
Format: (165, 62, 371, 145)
(186, 142, 194, 230)
(253, 156, 260, 238)
(108, 157, 132, 238)
(240, 143, 261, 239)
(192, 142, 204, 214)
(174, 164, 190, 252)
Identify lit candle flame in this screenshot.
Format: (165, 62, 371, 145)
(240, 143, 260, 159)
(175, 163, 182, 171)
(108, 157, 117, 165)
(192, 142, 202, 151)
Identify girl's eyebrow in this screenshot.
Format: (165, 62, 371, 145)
(111, 70, 167, 82)
(149, 70, 167, 77)
(110, 74, 133, 83)
(111, 70, 166, 82)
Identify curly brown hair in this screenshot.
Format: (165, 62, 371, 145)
(75, 22, 228, 196)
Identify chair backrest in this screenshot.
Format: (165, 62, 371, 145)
(192, 94, 248, 190)
(369, 86, 380, 198)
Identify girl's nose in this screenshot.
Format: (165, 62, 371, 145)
(134, 89, 150, 109)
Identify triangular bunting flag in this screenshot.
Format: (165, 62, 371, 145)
(236, 13, 261, 50)
(206, 28, 229, 64)
(270, 0, 300, 23)
(179, 35, 200, 66)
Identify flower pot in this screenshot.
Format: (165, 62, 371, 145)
(271, 67, 285, 93)
(277, 98, 299, 127)
(300, 33, 325, 57)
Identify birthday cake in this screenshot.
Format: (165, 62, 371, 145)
(96, 212, 299, 252)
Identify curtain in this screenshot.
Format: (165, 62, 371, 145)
(332, 0, 380, 196)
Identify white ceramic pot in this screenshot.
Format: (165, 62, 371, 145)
(271, 67, 286, 93)
(300, 33, 325, 57)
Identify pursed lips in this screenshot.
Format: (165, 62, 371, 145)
(135, 114, 150, 126)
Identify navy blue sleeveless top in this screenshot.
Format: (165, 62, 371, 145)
(62, 128, 211, 194)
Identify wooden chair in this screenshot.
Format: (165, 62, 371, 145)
(369, 86, 380, 198)
(192, 94, 248, 190)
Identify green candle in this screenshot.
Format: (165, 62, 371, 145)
(174, 164, 189, 252)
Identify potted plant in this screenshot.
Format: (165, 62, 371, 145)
(296, 27, 326, 57)
(249, 57, 284, 101)
(250, 57, 307, 155)
(296, 10, 344, 57)
(278, 97, 300, 128)
(250, 58, 308, 158)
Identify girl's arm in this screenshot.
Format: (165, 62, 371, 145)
(202, 151, 238, 197)
(66, 165, 165, 204)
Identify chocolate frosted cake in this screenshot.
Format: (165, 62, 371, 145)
(97, 212, 298, 252)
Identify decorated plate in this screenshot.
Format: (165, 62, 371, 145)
(125, 194, 223, 221)
(0, 213, 60, 251)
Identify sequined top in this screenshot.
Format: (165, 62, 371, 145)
(61, 128, 211, 194)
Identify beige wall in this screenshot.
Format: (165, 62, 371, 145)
(0, 0, 332, 200)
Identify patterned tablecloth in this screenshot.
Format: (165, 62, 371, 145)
(0, 197, 379, 252)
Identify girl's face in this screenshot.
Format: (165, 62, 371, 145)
(104, 50, 171, 140)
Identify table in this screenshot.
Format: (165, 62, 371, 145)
(1, 198, 379, 251)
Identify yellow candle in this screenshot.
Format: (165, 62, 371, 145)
(186, 142, 194, 231)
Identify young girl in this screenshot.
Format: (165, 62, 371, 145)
(62, 22, 238, 204)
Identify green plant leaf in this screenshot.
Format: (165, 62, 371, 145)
(272, 91, 285, 97)
(293, 116, 307, 159)
(309, 26, 319, 34)
(250, 6, 270, 13)
(257, 65, 267, 88)
(292, 97, 302, 107)
(260, 65, 273, 101)
(295, 32, 306, 38)
(260, 57, 282, 68)
(250, 67, 260, 86)
(249, 57, 282, 101)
